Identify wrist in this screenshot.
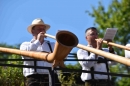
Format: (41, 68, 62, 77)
(109, 48, 114, 53)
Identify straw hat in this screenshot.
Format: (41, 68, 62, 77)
(27, 18, 50, 34)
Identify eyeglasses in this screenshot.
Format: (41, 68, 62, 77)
(87, 33, 98, 36)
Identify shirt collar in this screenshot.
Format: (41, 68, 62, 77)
(30, 39, 35, 43)
(87, 44, 93, 47)
(30, 39, 49, 43)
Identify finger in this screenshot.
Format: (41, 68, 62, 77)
(99, 39, 103, 43)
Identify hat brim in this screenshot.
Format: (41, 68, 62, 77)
(27, 24, 50, 34)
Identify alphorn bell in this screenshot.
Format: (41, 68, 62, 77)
(0, 30, 78, 67)
(47, 30, 78, 67)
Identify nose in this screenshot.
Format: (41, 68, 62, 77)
(93, 35, 98, 39)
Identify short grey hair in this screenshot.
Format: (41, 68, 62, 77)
(85, 27, 98, 36)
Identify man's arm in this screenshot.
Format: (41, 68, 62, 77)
(77, 49, 97, 68)
(20, 40, 41, 51)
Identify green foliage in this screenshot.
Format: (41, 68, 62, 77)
(87, 0, 130, 56)
(86, 0, 130, 85)
(0, 66, 24, 86)
(66, 63, 81, 69)
(6, 54, 23, 64)
(0, 43, 24, 86)
(0, 43, 21, 64)
(110, 64, 130, 85)
(58, 63, 84, 86)
(0, 53, 24, 86)
(58, 71, 84, 86)
(59, 71, 77, 86)
(116, 77, 130, 86)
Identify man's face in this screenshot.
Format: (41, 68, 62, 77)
(32, 25, 46, 36)
(86, 29, 98, 43)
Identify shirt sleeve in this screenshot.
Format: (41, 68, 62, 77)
(125, 44, 130, 59)
(20, 40, 41, 59)
(20, 40, 41, 51)
(125, 50, 130, 59)
(77, 49, 97, 68)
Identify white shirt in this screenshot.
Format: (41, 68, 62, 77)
(20, 39, 55, 77)
(125, 44, 130, 59)
(77, 45, 115, 82)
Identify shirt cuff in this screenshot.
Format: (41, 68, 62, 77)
(33, 40, 41, 46)
(109, 48, 114, 53)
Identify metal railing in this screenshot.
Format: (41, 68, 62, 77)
(0, 54, 130, 86)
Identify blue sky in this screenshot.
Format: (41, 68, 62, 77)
(0, 0, 112, 64)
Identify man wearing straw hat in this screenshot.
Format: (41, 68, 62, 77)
(77, 27, 116, 86)
(20, 18, 61, 86)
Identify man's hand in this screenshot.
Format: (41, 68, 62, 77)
(105, 39, 114, 53)
(96, 38, 103, 50)
(37, 32, 46, 43)
(105, 39, 113, 49)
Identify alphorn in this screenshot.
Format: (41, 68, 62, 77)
(95, 39, 130, 51)
(0, 30, 78, 67)
(45, 33, 130, 66)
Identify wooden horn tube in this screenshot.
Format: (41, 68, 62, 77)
(77, 44, 130, 66)
(0, 47, 49, 61)
(44, 33, 130, 66)
(103, 40, 130, 51)
(95, 39, 130, 51)
(0, 31, 78, 66)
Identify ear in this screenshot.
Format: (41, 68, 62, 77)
(31, 29, 35, 36)
(85, 36, 88, 40)
(31, 29, 34, 34)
